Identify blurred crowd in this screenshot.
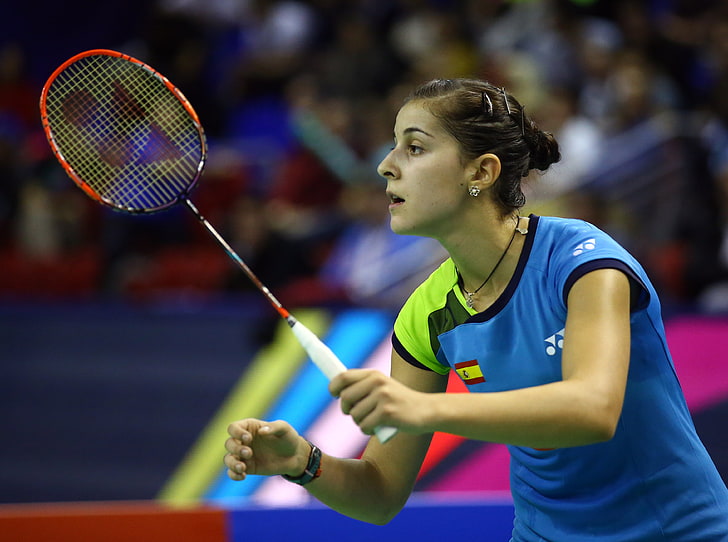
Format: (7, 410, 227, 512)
(1, 0, 728, 313)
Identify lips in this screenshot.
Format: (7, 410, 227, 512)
(387, 191, 404, 206)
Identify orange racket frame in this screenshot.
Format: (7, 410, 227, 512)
(39, 48, 207, 212)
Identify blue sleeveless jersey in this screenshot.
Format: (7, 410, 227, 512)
(393, 215, 728, 541)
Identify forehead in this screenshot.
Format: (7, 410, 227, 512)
(393, 100, 448, 139)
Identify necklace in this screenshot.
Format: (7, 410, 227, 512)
(460, 216, 525, 309)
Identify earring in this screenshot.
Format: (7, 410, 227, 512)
(468, 186, 481, 197)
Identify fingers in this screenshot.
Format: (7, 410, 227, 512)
(224, 434, 250, 480)
(225, 436, 250, 457)
(347, 397, 381, 434)
(329, 369, 382, 401)
(225, 419, 268, 481)
(224, 451, 246, 481)
(224, 419, 302, 481)
(331, 370, 394, 432)
(227, 419, 262, 441)
(329, 369, 371, 397)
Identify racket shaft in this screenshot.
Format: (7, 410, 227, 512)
(290, 320, 398, 443)
(183, 198, 289, 319)
(183, 199, 397, 442)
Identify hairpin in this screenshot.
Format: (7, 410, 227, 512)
(501, 87, 525, 136)
(500, 87, 512, 115)
(481, 92, 493, 116)
(520, 106, 526, 136)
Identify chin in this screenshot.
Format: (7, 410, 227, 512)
(389, 218, 412, 236)
(390, 221, 424, 238)
(390, 212, 437, 238)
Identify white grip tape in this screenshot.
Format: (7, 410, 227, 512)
(290, 320, 348, 380)
(290, 321, 397, 443)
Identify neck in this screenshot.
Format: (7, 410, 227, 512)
(449, 214, 527, 300)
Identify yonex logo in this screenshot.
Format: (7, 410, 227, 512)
(573, 238, 596, 256)
(545, 328, 565, 356)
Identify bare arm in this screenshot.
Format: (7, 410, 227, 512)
(334, 268, 632, 449)
(225, 354, 448, 525)
(304, 359, 447, 524)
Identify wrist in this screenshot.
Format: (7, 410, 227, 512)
(285, 438, 311, 477)
(282, 439, 322, 486)
(420, 392, 443, 434)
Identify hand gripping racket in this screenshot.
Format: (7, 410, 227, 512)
(39, 49, 397, 444)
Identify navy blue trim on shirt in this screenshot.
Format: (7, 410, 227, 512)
(466, 214, 539, 323)
(563, 258, 650, 311)
(392, 332, 432, 371)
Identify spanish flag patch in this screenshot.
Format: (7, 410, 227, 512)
(454, 359, 486, 385)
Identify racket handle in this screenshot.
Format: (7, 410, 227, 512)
(289, 319, 398, 444)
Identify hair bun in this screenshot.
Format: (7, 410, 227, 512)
(525, 125, 561, 171)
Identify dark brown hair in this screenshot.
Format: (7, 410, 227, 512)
(406, 78, 561, 214)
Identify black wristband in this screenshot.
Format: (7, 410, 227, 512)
(282, 441, 322, 486)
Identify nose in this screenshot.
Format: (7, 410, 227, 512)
(377, 149, 398, 179)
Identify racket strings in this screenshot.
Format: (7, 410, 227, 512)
(44, 53, 204, 211)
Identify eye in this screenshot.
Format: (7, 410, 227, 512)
(408, 144, 423, 155)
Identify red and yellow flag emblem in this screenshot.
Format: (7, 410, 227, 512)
(454, 359, 486, 385)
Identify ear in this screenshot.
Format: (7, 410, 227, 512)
(471, 153, 501, 188)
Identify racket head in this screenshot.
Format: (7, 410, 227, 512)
(39, 49, 207, 213)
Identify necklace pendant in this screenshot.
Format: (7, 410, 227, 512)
(466, 293, 474, 308)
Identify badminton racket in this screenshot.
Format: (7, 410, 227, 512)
(39, 49, 397, 444)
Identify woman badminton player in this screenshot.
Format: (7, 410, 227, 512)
(224, 78, 728, 540)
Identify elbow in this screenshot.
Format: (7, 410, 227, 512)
(369, 515, 396, 527)
(584, 402, 622, 444)
(560, 417, 617, 448)
(577, 381, 624, 445)
(590, 418, 618, 443)
(366, 500, 407, 526)
(358, 510, 400, 526)
(555, 419, 616, 448)
(358, 489, 408, 525)
(354, 458, 411, 525)
(562, 393, 622, 446)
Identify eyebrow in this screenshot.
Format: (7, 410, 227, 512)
(394, 126, 434, 140)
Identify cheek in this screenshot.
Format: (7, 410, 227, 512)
(425, 169, 466, 206)
(415, 181, 465, 223)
